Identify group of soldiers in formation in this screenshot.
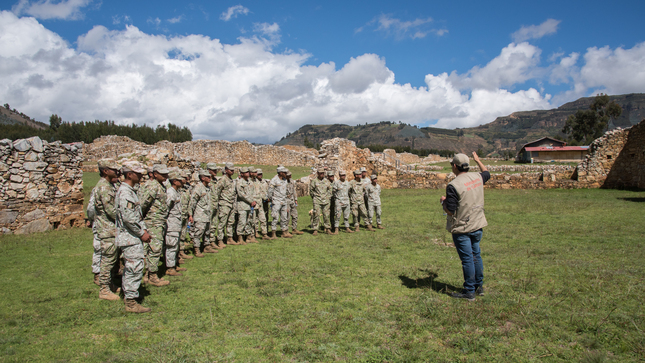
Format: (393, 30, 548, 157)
(87, 159, 384, 313)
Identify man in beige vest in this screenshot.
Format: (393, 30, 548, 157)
(440, 152, 490, 301)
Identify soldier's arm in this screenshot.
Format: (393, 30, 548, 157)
(121, 197, 147, 237)
(87, 187, 97, 221)
(267, 180, 275, 201)
(139, 186, 155, 217)
(188, 188, 200, 217)
(102, 186, 117, 222)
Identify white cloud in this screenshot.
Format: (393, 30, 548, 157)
(220, 5, 249, 21)
(1, 11, 644, 143)
(147, 17, 161, 26)
(168, 15, 183, 24)
(11, 0, 94, 20)
(512, 19, 561, 43)
(364, 14, 446, 40)
(112, 14, 131, 25)
(253, 22, 279, 35)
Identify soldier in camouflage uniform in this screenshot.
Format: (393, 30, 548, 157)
(179, 171, 194, 260)
(91, 159, 122, 300)
(116, 162, 152, 313)
(286, 171, 304, 235)
(214, 163, 238, 245)
(256, 170, 272, 239)
(165, 171, 188, 276)
(249, 167, 268, 240)
(350, 170, 372, 232)
(86, 187, 101, 285)
(139, 164, 171, 287)
(235, 167, 257, 244)
(365, 174, 384, 229)
(268, 167, 291, 238)
(309, 169, 333, 235)
(326, 171, 337, 233)
(206, 163, 225, 250)
(332, 170, 353, 234)
(189, 170, 214, 257)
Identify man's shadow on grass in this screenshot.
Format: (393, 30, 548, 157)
(619, 197, 645, 203)
(398, 269, 460, 295)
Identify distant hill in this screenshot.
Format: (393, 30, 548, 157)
(0, 105, 48, 130)
(275, 93, 645, 156)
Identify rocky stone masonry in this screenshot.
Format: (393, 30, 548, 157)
(574, 126, 631, 188)
(603, 120, 645, 190)
(0, 137, 84, 234)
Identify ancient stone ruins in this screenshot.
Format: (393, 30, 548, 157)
(1, 119, 643, 234)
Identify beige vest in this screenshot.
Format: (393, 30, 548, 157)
(446, 172, 487, 234)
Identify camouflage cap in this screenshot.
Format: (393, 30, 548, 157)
(249, 166, 256, 173)
(121, 161, 146, 174)
(360, 167, 367, 172)
(256, 168, 263, 174)
(97, 158, 119, 170)
(206, 163, 219, 171)
(277, 166, 288, 173)
(317, 168, 325, 173)
(224, 162, 234, 170)
(286, 170, 292, 176)
(327, 171, 334, 176)
(153, 164, 170, 174)
(353, 170, 361, 175)
(198, 169, 211, 177)
(169, 170, 183, 180)
(239, 166, 249, 173)
(370, 174, 377, 180)
(338, 170, 346, 175)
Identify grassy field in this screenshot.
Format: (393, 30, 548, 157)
(1, 175, 644, 362)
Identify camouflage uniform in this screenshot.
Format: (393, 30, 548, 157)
(286, 178, 299, 231)
(252, 176, 269, 235)
(180, 181, 192, 246)
(268, 175, 289, 231)
(365, 182, 382, 226)
(236, 177, 255, 236)
(309, 177, 332, 230)
(214, 175, 237, 241)
(116, 183, 147, 300)
(87, 188, 101, 274)
(139, 179, 169, 274)
(349, 178, 369, 227)
(333, 179, 352, 228)
(165, 185, 182, 267)
(93, 177, 118, 286)
(189, 180, 211, 249)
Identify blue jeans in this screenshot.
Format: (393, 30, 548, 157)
(452, 229, 484, 293)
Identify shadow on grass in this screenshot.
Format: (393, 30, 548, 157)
(618, 197, 645, 203)
(398, 269, 460, 295)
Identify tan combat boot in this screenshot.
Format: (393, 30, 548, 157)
(218, 240, 226, 249)
(331, 227, 338, 235)
(367, 225, 374, 231)
(226, 236, 236, 245)
(93, 273, 100, 286)
(176, 266, 187, 272)
(143, 271, 149, 284)
(179, 250, 193, 259)
(262, 233, 270, 240)
(292, 229, 304, 235)
(282, 231, 293, 238)
(148, 273, 170, 287)
(270, 231, 277, 239)
(194, 247, 204, 258)
(345, 227, 354, 233)
(125, 299, 151, 313)
(355, 225, 360, 232)
(237, 235, 246, 245)
(99, 285, 120, 301)
(312, 230, 318, 236)
(247, 235, 259, 243)
(325, 228, 332, 235)
(178, 258, 186, 264)
(204, 244, 218, 253)
(255, 231, 260, 238)
(166, 267, 183, 276)
(377, 225, 384, 229)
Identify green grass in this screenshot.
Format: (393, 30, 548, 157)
(1, 184, 644, 362)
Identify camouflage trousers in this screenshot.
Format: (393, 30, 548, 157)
(351, 202, 369, 227)
(288, 202, 298, 230)
(312, 202, 331, 230)
(334, 202, 351, 228)
(120, 243, 144, 300)
(99, 236, 118, 286)
(165, 231, 180, 268)
(271, 203, 288, 231)
(217, 204, 236, 241)
(192, 221, 210, 248)
(91, 233, 101, 274)
(368, 204, 382, 225)
(145, 225, 165, 273)
(180, 216, 189, 245)
(253, 204, 268, 235)
(237, 209, 253, 236)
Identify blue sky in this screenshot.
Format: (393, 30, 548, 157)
(1, 0, 644, 142)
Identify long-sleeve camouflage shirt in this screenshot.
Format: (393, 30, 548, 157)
(189, 182, 211, 223)
(166, 186, 182, 232)
(214, 176, 236, 208)
(309, 177, 332, 205)
(115, 183, 147, 247)
(268, 175, 287, 205)
(256, 179, 269, 202)
(286, 180, 297, 205)
(236, 178, 255, 211)
(139, 179, 169, 228)
(180, 183, 192, 220)
(348, 180, 366, 205)
(365, 183, 382, 206)
(93, 177, 117, 239)
(332, 180, 351, 207)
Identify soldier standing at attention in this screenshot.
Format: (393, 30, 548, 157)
(213, 163, 237, 245)
(349, 170, 372, 232)
(332, 170, 353, 234)
(165, 171, 187, 276)
(309, 168, 332, 235)
(326, 171, 337, 234)
(206, 164, 225, 250)
(189, 170, 214, 257)
(286, 170, 304, 235)
(139, 164, 171, 287)
(179, 171, 194, 260)
(235, 167, 257, 244)
(93, 159, 121, 300)
(255, 169, 271, 240)
(268, 167, 291, 238)
(116, 162, 152, 313)
(87, 186, 101, 285)
(365, 175, 384, 229)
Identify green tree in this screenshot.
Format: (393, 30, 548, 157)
(303, 136, 314, 148)
(49, 114, 62, 131)
(562, 94, 622, 145)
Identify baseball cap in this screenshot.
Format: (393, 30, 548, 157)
(121, 161, 146, 174)
(370, 174, 377, 180)
(153, 164, 170, 174)
(97, 158, 119, 170)
(451, 153, 470, 168)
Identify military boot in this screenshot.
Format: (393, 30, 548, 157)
(247, 235, 259, 243)
(332, 227, 339, 235)
(179, 250, 193, 259)
(227, 236, 237, 245)
(255, 231, 260, 238)
(193, 247, 204, 258)
(99, 285, 120, 301)
(166, 267, 183, 276)
(325, 228, 332, 235)
(345, 227, 354, 233)
(262, 233, 270, 240)
(292, 229, 304, 235)
(367, 225, 374, 231)
(125, 299, 151, 313)
(312, 230, 318, 236)
(270, 231, 277, 239)
(237, 235, 246, 245)
(148, 273, 170, 287)
(355, 225, 360, 232)
(93, 273, 100, 286)
(377, 225, 384, 229)
(143, 271, 149, 284)
(204, 244, 218, 253)
(176, 266, 187, 272)
(217, 240, 226, 249)
(178, 257, 186, 264)
(282, 231, 293, 238)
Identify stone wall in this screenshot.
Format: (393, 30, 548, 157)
(603, 120, 645, 190)
(85, 136, 318, 167)
(574, 127, 631, 188)
(0, 137, 84, 234)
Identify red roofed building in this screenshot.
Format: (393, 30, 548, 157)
(517, 137, 589, 163)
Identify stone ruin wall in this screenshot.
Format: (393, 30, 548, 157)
(603, 120, 645, 190)
(0, 137, 84, 234)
